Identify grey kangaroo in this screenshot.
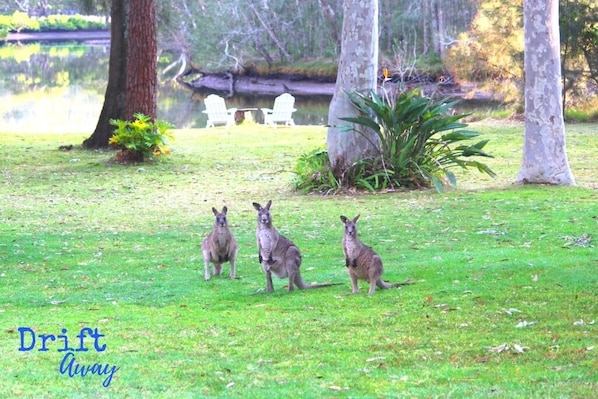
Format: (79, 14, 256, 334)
(202, 206, 238, 280)
(253, 200, 334, 292)
(340, 214, 408, 295)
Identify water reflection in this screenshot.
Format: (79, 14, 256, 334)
(0, 42, 331, 134)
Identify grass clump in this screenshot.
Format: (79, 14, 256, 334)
(0, 123, 597, 398)
(292, 147, 339, 194)
(565, 96, 598, 123)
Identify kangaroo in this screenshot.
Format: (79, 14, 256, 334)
(340, 214, 408, 295)
(201, 206, 238, 281)
(253, 200, 335, 292)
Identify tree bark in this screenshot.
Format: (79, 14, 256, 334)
(83, 0, 158, 149)
(327, 0, 379, 170)
(430, 0, 442, 58)
(423, 0, 430, 56)
(83, 0, 127, 149)
(516, 0, 575, 185)
(125, 0, 158, 120)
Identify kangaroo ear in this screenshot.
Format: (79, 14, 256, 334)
(252, 202, 261, 211)
(265, 200, 272, 210)
(353, 214, 360, 222)
(340, 215, 347, 223)
(212, 207, 218, 215)
(222, 206, 228, 214)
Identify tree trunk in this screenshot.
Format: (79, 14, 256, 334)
(319, 0, 341, 52)
(327, 0, 379, 170)
(248, 0, 292, 63)
(125, 0, 157, 120)
(430, 0, 442, 58)
(423, 0, 430, 56)
(82, 0, 127, 149)
(516, 0, 575, 185)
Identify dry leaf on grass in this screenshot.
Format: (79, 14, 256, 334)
(488, 343, 529, 354)
(515, 320, 537, 328)
(366, 357, 385, 363)
(573, 319, 595, 326)
(513, 344, 527, 353)
(563, 233, 593, 248)
(488, 343, 510, 353)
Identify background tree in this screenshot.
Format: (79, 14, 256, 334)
(560, 0, 598, 107)
(444, 0, 524, 105)
(516, 0, 574, 185)
(83, 0, 157, 149)
(446, 0, 597, 111)
(327, 0, 379, 171)
(155, 0, 476, 75)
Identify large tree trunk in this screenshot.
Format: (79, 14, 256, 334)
(82, 0, 127, 149)
(516, 0, 575, 185)
(83, 0, 157, 149)
(327, 0, 379, 170)
(125, 0, 157, 119)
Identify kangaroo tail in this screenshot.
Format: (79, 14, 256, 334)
(377, 278, 415, 289)
(306, 282, 343, 289)
(294, 274, 341, 290)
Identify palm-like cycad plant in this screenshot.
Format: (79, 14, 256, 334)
(339, 89, 495, 192)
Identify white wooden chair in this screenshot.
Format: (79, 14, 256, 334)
(261, 93, 297, 127)
(202, 94, 237, 128)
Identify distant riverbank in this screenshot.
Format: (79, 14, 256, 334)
(2, 31, 495, 103)
(4, 30, 109, 43)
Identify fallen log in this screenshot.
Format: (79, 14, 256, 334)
(177, 70, 497, 102)
(177, 71, 336, 97)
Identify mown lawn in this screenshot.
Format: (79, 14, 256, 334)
(0, 122, 596, 398)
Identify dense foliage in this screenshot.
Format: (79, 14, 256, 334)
(157, 0, 477, 73)
(0, 0, 107, 15)
(0, 11, 105, 36)
(446, 0, 598, 110)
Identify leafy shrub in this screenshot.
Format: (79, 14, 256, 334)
(9, 11, 40, 32)
(0, 15, 11, 38)
(336, 89, 495, 193)
(109, 113, 175, 163)
(293, 147, 340, 194)
(39, 15, 76, 31)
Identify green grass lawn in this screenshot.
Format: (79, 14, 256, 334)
(1, 122, 596, 398)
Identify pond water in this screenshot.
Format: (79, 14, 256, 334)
(0, 42, 332, 134)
